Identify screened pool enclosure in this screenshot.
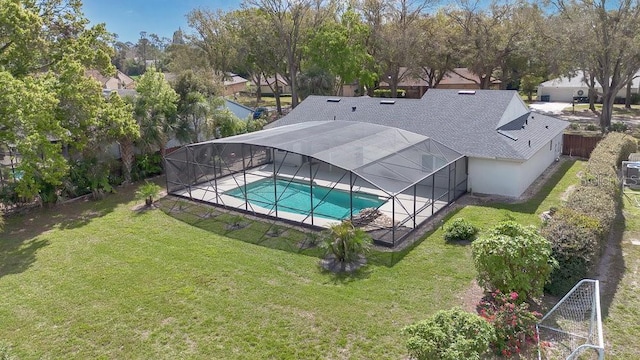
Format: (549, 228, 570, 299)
(165, 121, 467, 247)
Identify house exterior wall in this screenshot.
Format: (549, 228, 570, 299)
(468, 157, 523, 197)
(517, 131, 563, 195)
(467, 132, 563, 197)
(538, 86, 638, 102)
(224, 82, 247, 96)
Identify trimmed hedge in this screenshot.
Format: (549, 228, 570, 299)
(373, 89, 406, 98)
(541, 209, 602, 295)
(543, 132, 636, 295)
(582, 132, 636, 196)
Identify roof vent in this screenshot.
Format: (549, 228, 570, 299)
(327, 98, 341, 102)
(525, 118, 528, 125)
(380, 100, 396, 105)
(528, 140, 531, 147)
(352, 106, 357, 112)
(458, 90, 476, 95)
(545, 125, 549, 129)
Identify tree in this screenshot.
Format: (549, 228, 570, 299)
(447, 1, 538, 89)
(134, 67, 179, 156)
(414, 12, 459, 88)
(227, 8, 288, 112)
(172, 70, 224, 142)
(100, 92, 139, 183)
(364, 0, 434, 97)
(187, 8, 237, 76)
(519, 74, 544, 102)
(553, 0, 640, 129)
(245, 0, 325, 108)
(305, 8, 376, 95)
(0, 0, 133, 200)
(472, 221, 556, 302)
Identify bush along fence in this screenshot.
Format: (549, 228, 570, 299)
(542, 132, 637, 295)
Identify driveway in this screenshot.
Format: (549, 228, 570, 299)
(529, 102, 571, 115)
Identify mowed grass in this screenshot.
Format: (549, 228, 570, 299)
(603, 189, 640, 359)
(0, 160, 584, 359)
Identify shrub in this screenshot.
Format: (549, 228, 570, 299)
(443, 218, 479, 242)
(478, 290, 541, 357)
(472, 221, 556, 301)
(609, 121, 628, 133)
(322, 221, 371, 263)
(586, 123, 598, 131)
(403, 308, 495, 360)
(132, 153, 163, 181)
(541, 208, 603, 295)
(569, 123, 580, 131)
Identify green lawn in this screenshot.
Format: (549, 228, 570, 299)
(603, 189, 640, 359)
(0, 160, 584, 359)
(564, 103, 640, 117)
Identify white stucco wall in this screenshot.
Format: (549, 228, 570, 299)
(468, 157, 523, 197)
(517, 132, 564, 196)
(468, 132, 563, 197)
(538, 86, 638, 102)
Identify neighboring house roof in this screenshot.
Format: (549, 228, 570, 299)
(224, 99, 254, 120)
(379, 67, 500, 87)
(253, 74, 289, 87)
(224, 73, 249, 86)
(87, 70, 136, 90)
(102, 88, 138, 98)
(539, 70, 640, 88)
(440, 68, 501, 86)
(267, 89, 568, 161)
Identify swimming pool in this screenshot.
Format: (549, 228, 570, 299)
(224, 178, 386, 220)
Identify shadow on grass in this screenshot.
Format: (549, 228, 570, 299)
(0, 182, 140, 279)
(0, 237, 49, 278)
(368, 207, 465, 267)
(158, 197, 325, 258)
(320, 265, 373, 284)
(599, 200, 626, 319)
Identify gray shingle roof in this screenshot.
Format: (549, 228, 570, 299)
(267, 89, 568, 161)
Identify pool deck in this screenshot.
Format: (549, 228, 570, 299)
(172, 163, 449, 230)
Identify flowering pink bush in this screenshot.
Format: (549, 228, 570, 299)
(477, 290, 541, 357)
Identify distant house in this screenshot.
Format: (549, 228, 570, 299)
(87, 70, 136, 90)
(252, 74, 291, 96)
(537, 71, 640, 102)
(223, 73, 249, 97)
(378, 67, 501, 98)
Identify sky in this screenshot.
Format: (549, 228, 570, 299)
(82, 0, 243, 43)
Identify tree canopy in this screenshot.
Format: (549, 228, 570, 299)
(0, 0, 137, 199)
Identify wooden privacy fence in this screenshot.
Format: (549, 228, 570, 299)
(563, 133, 603, 158)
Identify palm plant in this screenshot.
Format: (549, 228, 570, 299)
(322, 221, 372, 264)
(135, 181, 162, 207)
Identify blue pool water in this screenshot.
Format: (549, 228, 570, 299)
(225, 178, 386, 220)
